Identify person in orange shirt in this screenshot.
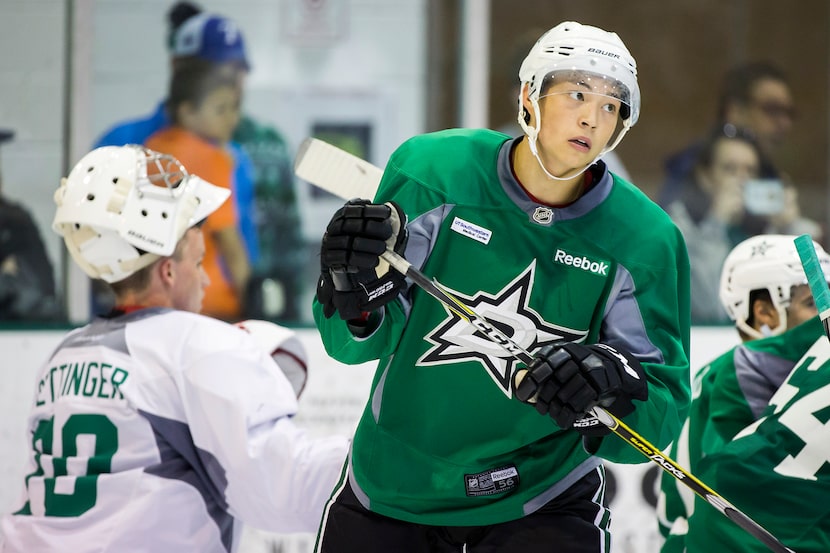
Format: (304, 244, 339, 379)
(147, 60, 250, 320)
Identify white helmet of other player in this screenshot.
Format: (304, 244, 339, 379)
(517, 21, 640, 180)
(719, 234, 830, 339)
(53, 145, 230, 283)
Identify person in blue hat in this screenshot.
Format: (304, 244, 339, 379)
(94, 2, 250, 167)
(93, 2, 305, 323)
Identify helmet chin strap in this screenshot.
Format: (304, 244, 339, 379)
(517, 94, 631, 183)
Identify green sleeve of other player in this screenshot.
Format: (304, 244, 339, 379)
(665, 318, 824, 552)
(687, 335, 830, 553)
(708, 315, 823, 446)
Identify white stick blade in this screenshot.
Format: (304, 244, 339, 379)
(293, 137, 384, 201)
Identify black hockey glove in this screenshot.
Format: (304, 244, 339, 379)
(514, 342, 648, 436)
(317, 199, 408, 321)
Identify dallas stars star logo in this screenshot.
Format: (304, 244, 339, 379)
(751, 240, 772, 257)
(417, 261, 587, 397)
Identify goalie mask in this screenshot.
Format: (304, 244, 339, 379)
(719, 234, 830, 339)
(53, 145, 230, 283)
(517, 21, 640, 180)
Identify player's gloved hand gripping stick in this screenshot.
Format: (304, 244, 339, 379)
(295, 137, 796, 553)
(318, 199, 408, 320)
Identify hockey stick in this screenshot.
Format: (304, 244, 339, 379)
(795, 234, 830, 338)
(294, 138, 383, 199)
(295, 138, 794, 553)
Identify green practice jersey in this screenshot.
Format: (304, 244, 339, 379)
(658, 316, 823, 552)
(313, 129, 691, 526)
(685, 334, 830, 552)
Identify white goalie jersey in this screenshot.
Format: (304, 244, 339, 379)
(0, 308, 349, 553)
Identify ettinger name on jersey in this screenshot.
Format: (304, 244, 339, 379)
(553, 249, 610, 276)
(35, 361, 129, 405)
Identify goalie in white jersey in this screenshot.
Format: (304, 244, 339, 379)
(0, 146, 349, 552)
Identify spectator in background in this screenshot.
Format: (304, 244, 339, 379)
(147, 60, 250, 322)
(94, 1, 306, 322)
(0, 128, 60, 321)
(661, 63, 793, 198)
(665, 127, 815, 324)
(659, 62, 820, 243)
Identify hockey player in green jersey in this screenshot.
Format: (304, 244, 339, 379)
(686, 334, 830, 552)
(657, 234, 830, 552)
(313, 21, 690, 553)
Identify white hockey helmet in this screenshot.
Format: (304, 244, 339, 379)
(719, 234, 830, 339)
(517, 21, 640, 177)
(53, 145, 230, 283)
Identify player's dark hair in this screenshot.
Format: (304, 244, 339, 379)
(716, 62, 789, 122)
(109, 263, 154, 296)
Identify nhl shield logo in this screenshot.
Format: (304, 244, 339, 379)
(532, 206, 553, 224)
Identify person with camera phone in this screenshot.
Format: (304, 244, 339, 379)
(666, 127, 819, 324)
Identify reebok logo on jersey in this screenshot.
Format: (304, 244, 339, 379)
(450, 217, 492, 245)
(553, 249, 609, 276)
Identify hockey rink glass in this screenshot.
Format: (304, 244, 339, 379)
(537, 70, 633, 149)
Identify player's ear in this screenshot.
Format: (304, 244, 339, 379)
(157, 257, 175, 285)
(520, 82, 531, 104)
(519, 83, 533, 114)
(751, 296, 779, 332)
(520, 83, 534, 123)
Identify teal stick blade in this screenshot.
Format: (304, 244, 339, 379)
(794, 234, 830, 324)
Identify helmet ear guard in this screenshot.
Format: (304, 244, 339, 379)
(719, 234, 830, 339)
(53, 145, 230, 283)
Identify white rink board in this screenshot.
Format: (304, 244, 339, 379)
(0, 326, 739, 552)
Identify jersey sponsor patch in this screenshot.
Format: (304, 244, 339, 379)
(553, 248, 610, 276)
(464, 465, 519, 496)
(450, 217, 492, 245)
